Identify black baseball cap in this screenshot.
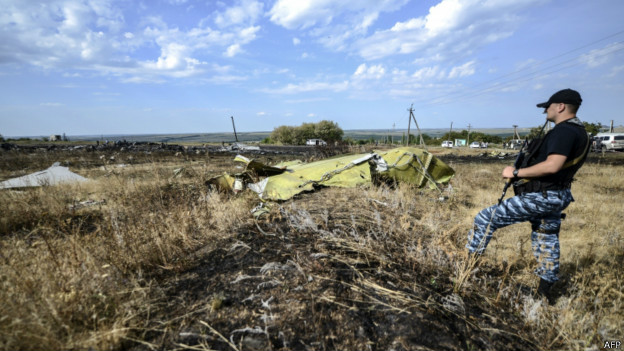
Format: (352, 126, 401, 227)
(536, 89, 582, 108)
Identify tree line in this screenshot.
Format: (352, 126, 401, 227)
(262, 120, 606, 146)
(266, 120, 344, 145)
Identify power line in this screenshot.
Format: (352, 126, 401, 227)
(412, 29, 624, 107)
(425, 42, 624, 106)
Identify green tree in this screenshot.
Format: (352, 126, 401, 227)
(270, 125, 296, 145)
(293, 122, 316, 145)
(270, 120, 344, 145)
(343, 137, 356, 145)
(441, 130, 468, 141)
(315, 120, 344, 142)
(583, 121, 602, 135)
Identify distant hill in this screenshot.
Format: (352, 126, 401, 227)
(20, 125, 623, 144)
(68, 132, 271, 144)
(66, 127, 534, 144)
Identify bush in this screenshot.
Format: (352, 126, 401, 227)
(271, 120, 344, 145)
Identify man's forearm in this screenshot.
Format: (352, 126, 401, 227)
(503, 154, 567, 179)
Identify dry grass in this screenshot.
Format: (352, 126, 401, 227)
(1, 153, 255, 350)
(0, 149, 622, 350)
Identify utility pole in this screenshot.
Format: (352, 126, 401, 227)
(230, 116, 239, 142)
(407, 110, 411, 146)
(513, 125, 520, 140)
(406, 104, 425, 147)
(467, 124, 471, 147)
(392, 123, 395, 145)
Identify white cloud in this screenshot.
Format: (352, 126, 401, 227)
(239, 26, 260, 43)
(214, 0, 263, 28)
(269, 0, 406, 29)
(204, 74, 248, 84)
(269, 0, 408, 50)
(579, 42, 624, 68)
(425, 0, 464, 36)
(0, 1, 121, 68)
(353, 63, 386, 79)
(143, 43, 189, 70)
(412, 66, 442, 81)
(269, 0, 330, 30)
(355, 0, 540, 60)
(293, 37, 301, 45)
(608, 65, 624, 78)
(0, 0, 262, 82)
(267, 0, 535, 57)
(40, 102, 64, 107)
(225, 44, 242, 57)
(284, 97, 330, 104)
(262, 81, 349, 94)
(448, 61, 475, 79)
(257, 111, 266, 116)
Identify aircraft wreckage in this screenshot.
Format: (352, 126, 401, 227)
(207, 147, 455, 204)
(0, 162, 88, 189)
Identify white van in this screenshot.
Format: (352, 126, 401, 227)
(441, 140, 453, 148)
(595, 133, 624, 151)
(306, 139, 327, 146)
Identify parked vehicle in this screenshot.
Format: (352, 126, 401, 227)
(441, 140, 453, 148)
(505, 139, 523, 150)
(595, 133, 624, 151)
(305, 139, 327, 146)
(469, 141, 481, 149)
(591, 136, 603, 152)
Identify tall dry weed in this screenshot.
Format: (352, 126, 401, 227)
(0, 160, 254, 350)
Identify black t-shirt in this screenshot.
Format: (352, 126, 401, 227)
(526, 119, 589, 184)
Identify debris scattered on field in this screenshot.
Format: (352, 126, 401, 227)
(69, 199, 106, 210)
(0, 162, 88, 189)
(219, 142, 261, 151)
(442, 293, 466, 314)
(206, 147, 455, 205)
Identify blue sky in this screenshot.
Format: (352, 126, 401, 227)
(1, 0, 623, 137)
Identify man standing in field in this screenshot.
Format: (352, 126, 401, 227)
(466, 89, 590, 300)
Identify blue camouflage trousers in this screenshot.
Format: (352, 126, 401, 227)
(466, 189, 574, 282)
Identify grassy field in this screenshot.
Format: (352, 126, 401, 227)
(0, 146, 622, 350)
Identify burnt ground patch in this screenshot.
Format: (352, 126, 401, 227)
(130, 216, 540, 351)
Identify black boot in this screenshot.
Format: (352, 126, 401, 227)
(537, 278, 555, 302)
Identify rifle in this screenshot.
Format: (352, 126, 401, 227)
(472, 120, 549, 255)
(496, 120, 549, 205)
(462, 120, 549, 285)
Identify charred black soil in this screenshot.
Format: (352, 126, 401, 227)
(135, 221, 539, 351)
